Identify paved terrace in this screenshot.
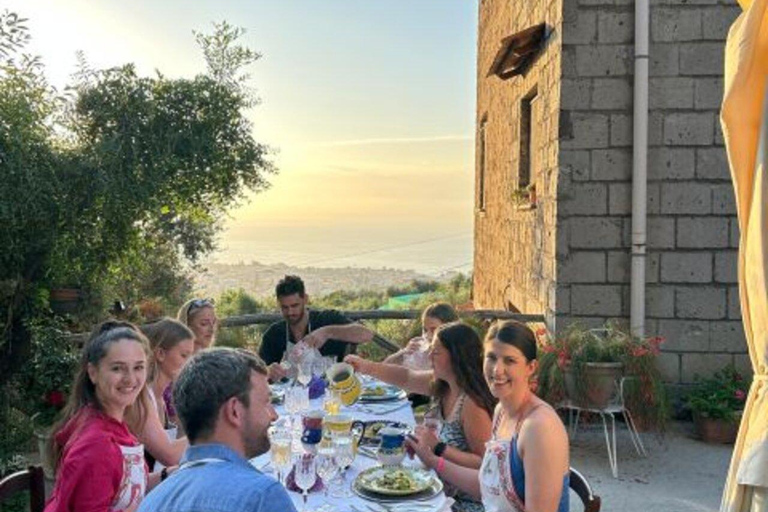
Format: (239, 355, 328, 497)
(571, 420, 733, 512)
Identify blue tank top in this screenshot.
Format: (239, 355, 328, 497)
(491, 404, 570, 512)
(510, 434, 570, 512)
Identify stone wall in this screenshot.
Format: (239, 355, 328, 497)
(554, 0, 747, 383)
(473, 0, 564, 320)
(474, 0, 748, 384)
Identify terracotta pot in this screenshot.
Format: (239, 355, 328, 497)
(564, 362, 624, 409)
(694, 412, 740, 444)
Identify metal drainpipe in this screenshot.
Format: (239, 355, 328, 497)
(631, 0, 650, 337)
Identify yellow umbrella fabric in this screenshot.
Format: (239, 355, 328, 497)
(720, 0, 768, 511)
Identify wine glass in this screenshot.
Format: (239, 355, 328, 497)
(285, 386, 301, 437)
(330, 434, 355, 498)
(297, 385, 310, 418)
(298, 359, 313, 387)
(295, 453, 317, 512)
(269, 427, 292, 486)
(315, 443, 338, 512)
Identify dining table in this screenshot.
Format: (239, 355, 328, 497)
(250, 381, 453, 512)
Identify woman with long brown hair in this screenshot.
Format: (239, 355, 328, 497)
(45, 321, 163, 512)
(406, 321, 570, 512)
(138, 318, 195, 469)
(345, 322, 495, 512)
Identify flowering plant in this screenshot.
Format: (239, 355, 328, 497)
(686, 365, 749, 423)
(20, 318, 78, 429)
(536, 321, 668, 430)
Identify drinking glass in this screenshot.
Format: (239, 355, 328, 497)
(330, 434, 355, 498)
(297, 385, 310, 416)
(323, 388, 341, 415)
(285, 386, 301, 436)
(269, 428, 293, 486)
(298, 359, 313, 387)
(315, 444, 338, 511)
(295, 453, 317, 512)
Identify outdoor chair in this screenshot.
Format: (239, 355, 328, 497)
(569, 466, 601, 512)
(559, 376, 648, 478)
(0, 465, 46, 512)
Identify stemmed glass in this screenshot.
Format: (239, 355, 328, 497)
(295, 453, 317, 512)
(285, 386, 301, 437)
(315, 443, 338, 512)
(330, 434, 355, 498)
(298, 359, 313, 387)
(269, 426, 292, 486)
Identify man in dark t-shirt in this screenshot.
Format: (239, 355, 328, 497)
(259, 275, 373, 382)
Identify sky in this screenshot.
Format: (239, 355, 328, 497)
(6, 1, 479, 274)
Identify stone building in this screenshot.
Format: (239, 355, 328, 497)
(472, 0, 747, 384)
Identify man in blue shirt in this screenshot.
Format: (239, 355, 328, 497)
(139, 348, 297, 512)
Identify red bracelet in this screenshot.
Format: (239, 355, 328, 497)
(435, 456, 446, 473)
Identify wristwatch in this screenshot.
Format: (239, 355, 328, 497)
(433, 441, 447, 457)
(160, 467, 169, 481)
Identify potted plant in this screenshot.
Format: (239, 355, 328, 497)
(686, 365, 749, 444)
(20, 318, 78, 478)
(536, 321, 668, 431)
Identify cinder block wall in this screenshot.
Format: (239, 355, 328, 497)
(474, 0, 748, 384)
(473, 0, 564, 320)
(554, 0, 747, 384)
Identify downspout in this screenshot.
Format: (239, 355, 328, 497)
(631, 0, 650, 337)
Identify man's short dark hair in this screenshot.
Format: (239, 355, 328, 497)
(173, 348, 267, 443)
(275, 275, 305, 298)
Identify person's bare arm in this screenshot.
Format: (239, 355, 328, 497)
(520, 411, 570, 512)
(406, 433, 482, 499)
(137, 404, 188, 466)
(344, 355, 433, 395)
(303, 323, 374, 349)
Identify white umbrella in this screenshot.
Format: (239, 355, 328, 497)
(720, 0, 768, 511)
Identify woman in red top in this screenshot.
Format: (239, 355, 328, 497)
(45, 321, 163, 512)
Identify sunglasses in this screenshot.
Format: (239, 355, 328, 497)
(187, 298, 215, 315)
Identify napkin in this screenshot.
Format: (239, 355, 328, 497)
(437, 497, 455, 512)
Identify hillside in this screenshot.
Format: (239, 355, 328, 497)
(192, 261, 453, 299)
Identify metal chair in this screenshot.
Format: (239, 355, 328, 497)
(0, 465, 46, 512)
(569, 466, 601, 512)
(559, 376, 648, 478)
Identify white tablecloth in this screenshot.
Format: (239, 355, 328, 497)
(251, 389, 450, 512)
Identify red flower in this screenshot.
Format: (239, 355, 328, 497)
(557, 350, 570, 369)
(631, 347, 650, 358)
(734, 390, 746, 402)
(541, 344, 555, 354)
(46, 390, 66, 408)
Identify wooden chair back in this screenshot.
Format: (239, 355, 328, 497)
(0, 465, 46, 512)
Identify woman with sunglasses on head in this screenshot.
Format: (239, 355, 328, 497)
(406, 320, 570, 512)
(346, 322, 495, 512)
(45, 321, 165, 512)
(177, 298, 218, 353)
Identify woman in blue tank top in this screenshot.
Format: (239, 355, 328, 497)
(407, 320, 570, 512)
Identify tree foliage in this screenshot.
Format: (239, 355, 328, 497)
(0, 12, 275, 385)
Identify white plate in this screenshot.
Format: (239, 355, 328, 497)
(355, 466, 435, 496)
(352, 470, 443, 502)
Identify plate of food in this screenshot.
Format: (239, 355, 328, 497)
(359, 382, 407, 402)
(355, 467, 435, 496)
